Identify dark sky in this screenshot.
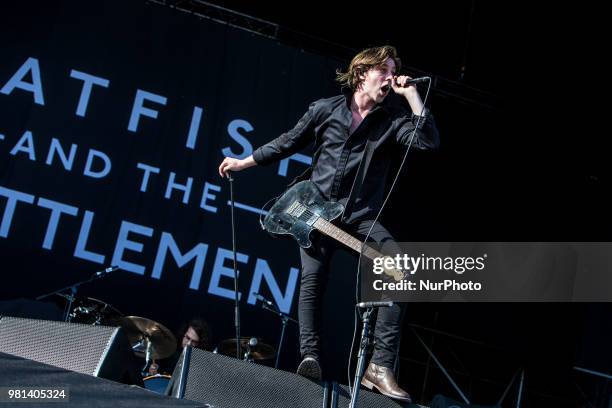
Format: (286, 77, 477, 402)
(199, 0, 509, 95)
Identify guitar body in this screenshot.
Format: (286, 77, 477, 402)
(263, 181, 344, 248)
(263, 181, 406, 281)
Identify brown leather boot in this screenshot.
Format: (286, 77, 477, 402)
(361, 362, 412, 402)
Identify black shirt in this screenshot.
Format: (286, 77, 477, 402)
(253, 90, 439, 223)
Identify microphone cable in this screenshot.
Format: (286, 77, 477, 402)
(347, 77, 433, 393)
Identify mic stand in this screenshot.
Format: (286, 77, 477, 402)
(228, 171, 241, 359)
(261, 302, 298, 368)
(36, 267, 118, 322)
(349, 306, 375, 408)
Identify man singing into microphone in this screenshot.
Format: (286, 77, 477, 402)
(218, 46, 439, 402)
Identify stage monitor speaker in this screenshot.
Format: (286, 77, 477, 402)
(330, 382, 425, 408)
(0, 315, 142, 386)
(0, 352, 203, 408)
(168, 346, 330, 408)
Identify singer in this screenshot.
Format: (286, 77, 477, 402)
(218, 46, 439, 402)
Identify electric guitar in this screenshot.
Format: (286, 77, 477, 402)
(262, 181, 405, 281)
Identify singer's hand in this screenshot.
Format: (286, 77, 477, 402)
(218, 155, 257, 178)
(392, 75, 425, 113)
(391, 75, 417, 97)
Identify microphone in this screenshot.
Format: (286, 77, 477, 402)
(253, 293, 275, 307)
(396, 76, 430, 86)
(357, 301, 394, 308)
(95, 265, 119, 277)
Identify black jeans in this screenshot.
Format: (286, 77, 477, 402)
(298, 219, 405, 368)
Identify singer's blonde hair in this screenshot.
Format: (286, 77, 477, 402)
(336, 46, 401, 91)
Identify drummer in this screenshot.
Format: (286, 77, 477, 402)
(148, 317, 212, 375)
(180, 319, 211, 349)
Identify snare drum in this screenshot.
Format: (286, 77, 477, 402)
(143, 374, 172, 394)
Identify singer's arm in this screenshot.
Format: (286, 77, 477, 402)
(391, 76, 440, 150)
(218, 102, 317, 177)
(403, 87, 425, 117)
(251, 102, 317, 166)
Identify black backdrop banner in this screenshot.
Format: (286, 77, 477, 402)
(0, 0, 357, 374)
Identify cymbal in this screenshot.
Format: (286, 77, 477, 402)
(217, 337, 276, 360)
(82, 297, 123, 315)
(88, 298, 123, 326)
(85, 297, 123, 312)
(120, 316, 177, 360)
(61, 295, 124, 326)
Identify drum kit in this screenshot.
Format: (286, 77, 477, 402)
(56, 295, 278, 394)
(36, 267, 283, 394)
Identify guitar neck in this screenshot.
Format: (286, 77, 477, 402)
(312, 218, 382, 260)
